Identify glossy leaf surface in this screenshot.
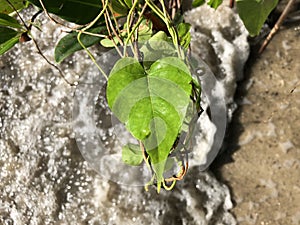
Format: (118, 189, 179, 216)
(0, 27, 18, 43)
(28, 0, 103, 24)
(0, 13, 22, 29)
(55, 26, 105, 63)
(107, 56, 192, 190)
(237, 0, 278, 36)
(0, 35, 19, 55)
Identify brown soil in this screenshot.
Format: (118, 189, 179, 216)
(212, 24, 300, 224)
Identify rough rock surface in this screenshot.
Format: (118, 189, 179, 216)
(0, 5, 249, 225)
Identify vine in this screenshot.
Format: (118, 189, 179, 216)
(0, 0, 286, 192)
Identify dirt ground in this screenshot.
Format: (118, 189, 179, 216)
(212, 23, 300, 224)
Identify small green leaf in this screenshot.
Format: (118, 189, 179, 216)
(192, 0, 205, 7)
(100, 36, 119, 47)
(122, 144, 144, 166)
(0, 35, 19, 55)
(0, 0, 26, 14)
(137, 19, 153, 41)
(177, 22, 191, 49)
(107, 56, 192, 191)
(237, 0, 278, 36)
(0, 13, 22, 29)
(140, 32, 176, 68)
(27, 0, 103, 24)
(207, 0, 223, 9)
(149, 31, 168, 41)
(55, 26, 105, 63)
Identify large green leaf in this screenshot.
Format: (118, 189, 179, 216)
(236, 0, 278, 36)
(55, 26, 105, 63)
(0, 0, 25, 14)
(0, 13, 22, 29)
(107, 56, 192, 191)
(28, 0, 103, 24)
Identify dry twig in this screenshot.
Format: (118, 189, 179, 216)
(259, 0, 296, 53)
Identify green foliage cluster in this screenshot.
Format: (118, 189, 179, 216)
(0, 0, 278, 192)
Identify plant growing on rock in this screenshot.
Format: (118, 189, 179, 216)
(0, 0, 280, 192)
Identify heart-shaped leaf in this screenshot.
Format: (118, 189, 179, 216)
(107, 56, 192, 191)
(236, 0, 279, 36)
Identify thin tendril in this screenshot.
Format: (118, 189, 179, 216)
(37, 0, 106, 38)
(123, 3, 148, 56)
(77, 0, 109, 80)
(6, 0, 75, 85)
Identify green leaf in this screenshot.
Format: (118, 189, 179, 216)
(140, 32, 176, 68)
(0, 27, 20, 55)
(0, 0, 26, 14)
(100, 36, 119, 47)
(137, 19, 153, 41)
(0, 13, 22, 29)
(55, 26, 105, 63)
(236, 0, 278, 36)
(0, 27, 18, 43)
(107, 56, 192, 191)
(0, 35, 19, 55)
(177, 22, 191, 49)
(111, 0, 129, 15)
(207, 0, 223, 9)
(27, 0, 103, 24)
(192, 0, 205, 7)
(123, 0, 132, 8)
(122, 144, 144, 166)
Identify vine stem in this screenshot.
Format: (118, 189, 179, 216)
(123, 0, 139, 57)
(37, 0, 106, 38)
(106, 5, 124, 46)
(103, 7, 123, 57)
(6, 0, 75, 86)
(5, 0, 29, 30)
(145, 0, 183, 59)
(162, 179, 176, 191)
(77, 0, 109, 80)
(123, 2, 148, 57)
